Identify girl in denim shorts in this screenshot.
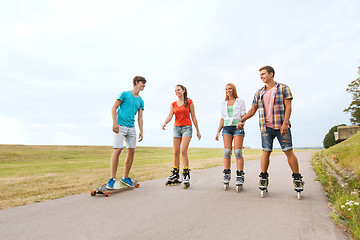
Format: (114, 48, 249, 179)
(162, 85, 201, 188)
(215, 83, 247, 191)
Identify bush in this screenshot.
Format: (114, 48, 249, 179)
(323, 124, 346, 148)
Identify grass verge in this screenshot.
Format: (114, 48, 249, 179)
(1, 145, 312, 209)
(312, 131, 360, 239)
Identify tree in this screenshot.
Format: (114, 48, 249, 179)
(344, 66, 360, 125)
(323, 124, 346, 149)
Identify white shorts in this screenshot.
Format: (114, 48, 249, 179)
(113, 126, 137, 149)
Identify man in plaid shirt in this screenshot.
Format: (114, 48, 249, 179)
(237, 66, 304, 195)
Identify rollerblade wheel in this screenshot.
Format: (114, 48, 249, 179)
(184, 183, 190, 189)
(297, 191, 301, 200)
(260, 190, 265, 198)
(236, 185, 242, 192)
(224, 184, 229, 191)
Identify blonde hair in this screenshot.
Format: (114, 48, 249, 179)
(225, 83, 239, 101)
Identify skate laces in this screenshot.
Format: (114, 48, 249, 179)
(294, 179, 304, 188)
(224, 174, 231, 181)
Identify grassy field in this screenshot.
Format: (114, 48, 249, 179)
(312, 131, 360, 239)
(1, 144, 307, 209)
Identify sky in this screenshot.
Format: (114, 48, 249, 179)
(1, 0, 359, 149)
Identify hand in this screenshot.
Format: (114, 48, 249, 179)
(162, 123, 166, 130)
(138, 132, 143, 142)
(113, 124, 119, 134)
(236, 121, 244, 129)
(215, 132, 220, 141)
(280, 124, 289, 135)
(197, 131, 201, 140)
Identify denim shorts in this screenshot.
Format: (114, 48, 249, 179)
(173, 125, 193, 138)
(261, 127, 293, 152)
(222, 126, 245, 136)
(113, 125, 137, 149)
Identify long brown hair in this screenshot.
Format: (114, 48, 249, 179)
(176, 84, 190, 108)
(225, 83, 239, 101)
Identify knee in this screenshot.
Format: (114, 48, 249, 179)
(181, 149, 188, 156)
(113, 148, 122, 156)
(127, 148, 135, 154)
(174, 149, 180, 156)
(234, 149, 243, 159)
(224, 148, 232, 159)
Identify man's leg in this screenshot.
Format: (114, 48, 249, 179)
(110, 148, 122, 179)
(284, 149, 299, 173)
(260, 150, 271, 173)
(122, 127, 137, 178)
(260, 128, 274, 173)
(123, 148, 135, 178)
(277, 128, 299, 173)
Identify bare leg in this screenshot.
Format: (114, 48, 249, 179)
(173, 137, 182, 168)
(284, 149, 299, 173)
(222, 134, 233, 169)
(261, 150, 271, 173)
(180, 136, 192, 168)
(234, 135, 244, 171)
(110, 148, 122, 179)
(123, 148, 135, 178)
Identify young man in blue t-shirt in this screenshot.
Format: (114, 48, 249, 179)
(106, 76, 146, 189)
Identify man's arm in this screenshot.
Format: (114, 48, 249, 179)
(280, 99, 292, 135)
(236, 105, 258, 129)
(138, 108, 144, 142)
(111, 99, 122, 133)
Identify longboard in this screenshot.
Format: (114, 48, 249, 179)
(90, 180, 139, 197)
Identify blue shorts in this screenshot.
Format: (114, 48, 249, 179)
(261, 127, 293, 152)
(173, 125, 192, 138)
(222, 126, 245, 136)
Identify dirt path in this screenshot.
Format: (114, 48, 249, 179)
(0, 151, 348, 239)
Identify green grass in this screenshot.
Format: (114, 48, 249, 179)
(312, 131, 360, 239)
(0, 144, 307, 209)
(324, 131, 360, 177)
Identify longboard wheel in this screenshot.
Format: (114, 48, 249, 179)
(90, 190, 96, 196)
(104, 191, 111, 197)
(135, 182, 140, 188)
(297, 191, 301, 200)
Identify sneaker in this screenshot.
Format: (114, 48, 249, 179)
(120, 177, 134, 187)
(106, 178, 115, 189)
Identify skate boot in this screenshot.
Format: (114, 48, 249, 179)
(223, 169, 231, 191)
(259, 172, 269, 198)
(292, 173, 304, 200)
(183, 168, 191, 189)
(165, 167, 181, 185)
(235, 170, 245, 192)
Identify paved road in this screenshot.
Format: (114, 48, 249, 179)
(0, 151, 348, 240)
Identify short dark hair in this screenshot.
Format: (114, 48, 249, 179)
(259, 66, 275, 77)
(133, 76, 146, 86)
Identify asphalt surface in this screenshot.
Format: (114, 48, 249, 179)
(0, 151, 348, 240)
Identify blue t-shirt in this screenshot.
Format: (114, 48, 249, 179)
(117, 91, 144, 128)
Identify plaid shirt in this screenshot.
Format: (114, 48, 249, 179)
(252, 82, 293, 132)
